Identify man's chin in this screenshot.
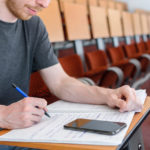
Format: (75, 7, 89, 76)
(19, 15, 33, 21)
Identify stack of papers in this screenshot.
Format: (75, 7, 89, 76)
(0, 90, 147, 146)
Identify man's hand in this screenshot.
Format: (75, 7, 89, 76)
(0, 97, 47, 129)
(106, 85, 143, 112)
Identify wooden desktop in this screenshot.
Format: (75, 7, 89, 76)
(0, 97, 149, 150)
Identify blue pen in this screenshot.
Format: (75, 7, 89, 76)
(12, 83, 50, 118)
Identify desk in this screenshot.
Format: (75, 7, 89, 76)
(0, 97, 150, 150)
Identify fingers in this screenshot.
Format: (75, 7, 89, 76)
(31, 115, 43, 124)
(20, 108, 44, 128)
(119, 85, 135, 101)
(107, 85, 143, 112)
(117, 86, 143, 112)
(20, 114, 43, 128)
(107, 94, 125, 109)
(23, 97, 47, 109)
(21, 97, 47, 118)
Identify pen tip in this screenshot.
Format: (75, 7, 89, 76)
(12, 83, 17, 88)
(45, 112, 51, 118)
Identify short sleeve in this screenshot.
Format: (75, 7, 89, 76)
(32, 18, 58, 72)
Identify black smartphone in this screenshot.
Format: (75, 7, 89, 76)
(64, 118, 127, 135)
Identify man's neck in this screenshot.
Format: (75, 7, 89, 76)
(0, 2, 17, 23)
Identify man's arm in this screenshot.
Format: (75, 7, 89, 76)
(39, 63, 143, 112)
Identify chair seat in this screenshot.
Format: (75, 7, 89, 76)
(128, 53, 142, 59)
(84, 66, 108, 77)
(112, 59, 129, 66)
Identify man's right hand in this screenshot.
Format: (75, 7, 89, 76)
(0, 97, 47, 129)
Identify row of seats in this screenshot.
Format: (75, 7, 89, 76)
(59, 0, 127, 11)
(38, 0, 150, 43)
(29, 40, 150, 104)
(29, 0, 150, 104)
(59, 40, 150, 86)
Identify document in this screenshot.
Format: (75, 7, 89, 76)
(0, 90, 147, 146)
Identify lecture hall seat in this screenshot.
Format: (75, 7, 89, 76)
(136, 41, 150, 54)
(145, 40, 150, 53)
(29, 72, 59, 104)
(59, 54, 103, 85)
(85, 50, 123, 88)
(124, 44, 150, 73)
(107, 46, 136, 84)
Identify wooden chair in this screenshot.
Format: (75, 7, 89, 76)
(59, 0, 75, 12)
(141, 14, 149, 35)
(85, 50, 124, 87)
(29, 72, 59, 104)
(148, 15, 150, 33)
(38, 0, 64, 42)
(98, 0, 108, 9)
(122, 12, 134, 36)
(124, 44, 150, 73)
(136, 42, 149, 54)
(107, 46, 136, 84)
(75, 0, 87, 5)
(86, 6, 125, 87)
(107, 0, 116, 9)
(63, 2, 90, 40)
(89, 6, 109, 38)
(107, 9, 123, 37)
(146, 40, 150, 53)
(88, 0, 98, 6)
(116, 2, 127, 11)
(132, 13, 142, 35)
(59, 54, 100, 85)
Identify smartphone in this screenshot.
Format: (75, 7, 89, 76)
(64, 118, 127, 135)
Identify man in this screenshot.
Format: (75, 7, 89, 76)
(0, 0, 142, 131)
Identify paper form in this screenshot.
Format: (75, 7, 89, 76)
(0, 111, 134, 145)
(47, 90, 147, 113)
(0, 89, 147, 145)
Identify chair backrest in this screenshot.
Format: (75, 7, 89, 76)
(59, 0, 75, 12)
(146, 40, 150, 50)
(141, 14, 149, 35)
(98, 0, 108, 8)
(75, 0, 87, 5)
(107, 0, 116, 9)
(136, 42, 147, 53)
(122, 12, 134, 36)
(132, 13, 142, 35)
(38, 0, 64, 42)
(59, 54, 85, 77)
(29, 72, 58, 104)
(124, 44, 138, 58)
(85, 50, 108, 70)
(148, 15, 150, 34)
(63, 2, 91, 40)
(108, 9, 123, 37)
(89, 6, 109, 38)
(116, 2, 127, 11)
(88, 0, 98, 6)
(108, 46, 125, 63)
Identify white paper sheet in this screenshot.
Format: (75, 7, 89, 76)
(0, 90, 147, 146)
(47, 89, 147, 113)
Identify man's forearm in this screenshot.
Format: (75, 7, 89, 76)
(53, 77, 114, 105)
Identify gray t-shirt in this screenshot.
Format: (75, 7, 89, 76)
(0, 16, 58, 105)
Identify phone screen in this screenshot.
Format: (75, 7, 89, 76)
(64, 118, 127, 135)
